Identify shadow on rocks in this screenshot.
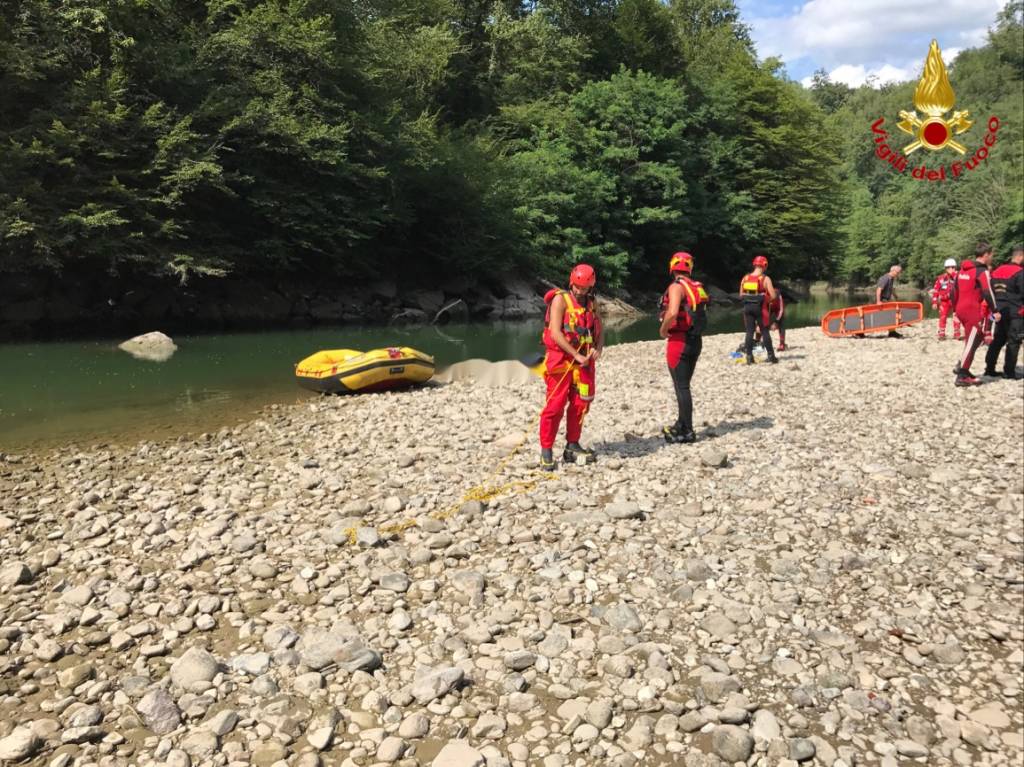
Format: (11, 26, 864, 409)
(704, 416, 774, 438)
(595, 435, 667, 459)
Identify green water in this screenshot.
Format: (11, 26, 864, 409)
(0, 294, 852, 450)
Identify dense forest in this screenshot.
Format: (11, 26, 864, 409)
(0, 0, 1021, 296)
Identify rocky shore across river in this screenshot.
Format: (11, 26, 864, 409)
(1, 324, 1022, 767)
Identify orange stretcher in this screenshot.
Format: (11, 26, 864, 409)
(821, 301, 925, 337)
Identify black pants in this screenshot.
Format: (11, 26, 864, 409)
(986, 313, 1023, 374)
(743, 306, 775, 360)
(669, 336, 701, 433)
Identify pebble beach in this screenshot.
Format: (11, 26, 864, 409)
(1, 323, 1022, 767)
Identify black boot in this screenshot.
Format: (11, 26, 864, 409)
(767, 355, 779, 364)
(662, 425, 683, 443)
(539, 448, 556, 471)
(563, 442, 596, 464)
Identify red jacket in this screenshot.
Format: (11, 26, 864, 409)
(767, 294, 784, 320)
(931, 273, 956, 305)
(952, 261, 998, 320)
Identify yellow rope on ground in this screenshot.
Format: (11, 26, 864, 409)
(340, 349, 585, 546)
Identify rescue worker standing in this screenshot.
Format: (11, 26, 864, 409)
(952, 242, 1001, 386)
(739, 255, 779, 364)
(875, 264, 903, 338)
(983, 245, 1024, 379)
(931, 258, 961, 340)
(539, 264, 603, 470)
(767, 292, 786, 351)
(659, 252, 709, 443)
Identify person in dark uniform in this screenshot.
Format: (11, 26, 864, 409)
(984, 245, 1024, 379)
(659, 252, 709, 443)
(739, 255, 778, 364)
(875, 264, 903, 337)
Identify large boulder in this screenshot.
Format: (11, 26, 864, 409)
(119, 331, 177, 362)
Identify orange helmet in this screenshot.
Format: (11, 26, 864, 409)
(752, 255, 768, 269)
(669, 252, 694, 274)
(569, 263, 596, 288)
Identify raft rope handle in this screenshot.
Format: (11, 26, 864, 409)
(342, 346, 588, 545)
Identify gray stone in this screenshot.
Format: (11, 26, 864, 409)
(0, 727, 40, 761)
(119, 331, 177, 362)
(297, 628, 380, 672)
(504, 651, 537, 671)
(399, 712, 430, 738)
(895, 739, 930, 758)
(433, 741, 485, 767)
(679, 711, 708, 732)
(170, 647, 219, 689)
(586, 699, 614, 729)
(377, 736, 406, 762)
(604, 603, 642, 632)
(60, 726, 104, 745)
(379, 572, 409, 593)
(0, 562, 32, 587)
(932, 642, 966, 665)
(606, 501, 641, 519)
(712, 725, 754, 762)
(137, 688, 182, 735)
(790, 738, 816, 762)
(701, 613, 738, 640)
(700, 672, 742, 703)
(411, 666, 464, 704)
(203, 709, 239, 736)
(701, 450, 728, 468)
(752, 709, 781, 740)
(61, 584, 94, 607)
(231, 652, 271, 676)
(181, 730, 220, 759)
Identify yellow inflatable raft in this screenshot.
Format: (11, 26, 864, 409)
(295, 347, 435, 394)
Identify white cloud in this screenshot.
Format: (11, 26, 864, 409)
(798, 47, 965, 89)
(749, 0, 1001, 67)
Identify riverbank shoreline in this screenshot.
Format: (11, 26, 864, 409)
(1, 324, 1021, 767)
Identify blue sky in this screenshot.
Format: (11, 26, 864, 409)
(736, 0, 1007, 87)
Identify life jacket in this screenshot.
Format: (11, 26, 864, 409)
(739, 272, 767, 307)
(991, 263, 1023, 310)
(660, 276, 708, 336)
(542, 288, 596, 354)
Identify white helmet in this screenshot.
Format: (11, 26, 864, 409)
(943, 258, 957, 268)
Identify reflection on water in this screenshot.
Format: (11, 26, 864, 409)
(0, 294, 853, 449)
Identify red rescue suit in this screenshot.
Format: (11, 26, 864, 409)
(660, 276, 708, 367)
(931, 272, 961, 339)
(539, 290, 599, 449)
(952, 261, 998, 373)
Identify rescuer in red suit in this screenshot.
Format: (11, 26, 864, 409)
(952, 242, 1001, 386)
(658, 252, 709, 444)
(538, 264, 603, 470)
(931, 258, 961, 340)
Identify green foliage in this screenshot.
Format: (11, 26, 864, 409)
(2, 0, 1017, 299)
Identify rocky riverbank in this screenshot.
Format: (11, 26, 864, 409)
(1, 324, 1022, 767)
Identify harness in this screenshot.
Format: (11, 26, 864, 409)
(544, 289, 595, 351)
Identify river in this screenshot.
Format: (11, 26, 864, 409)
(0, 294, 861, 450)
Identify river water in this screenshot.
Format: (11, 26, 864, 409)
(0, 294, 858, 449)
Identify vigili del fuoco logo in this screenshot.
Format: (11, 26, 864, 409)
(871, 40, 1001, 182)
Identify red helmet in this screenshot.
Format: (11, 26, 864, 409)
(669, 252, 694, 274)
(569, 263, 596, 288)
(752, 255, 769, 269)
